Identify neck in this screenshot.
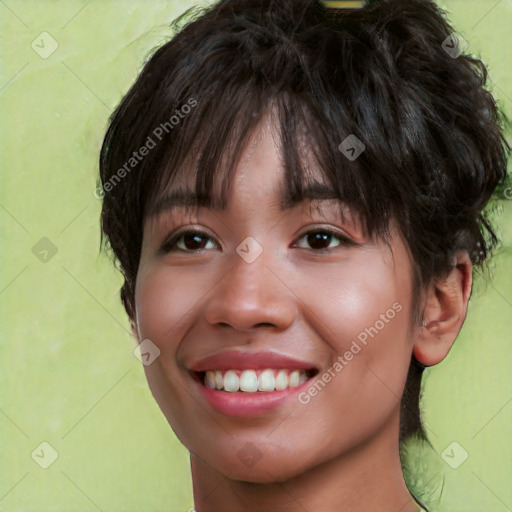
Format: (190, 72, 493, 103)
(190, 412, 420, 512)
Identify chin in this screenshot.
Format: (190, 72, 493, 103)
(201, 443, 321, 484)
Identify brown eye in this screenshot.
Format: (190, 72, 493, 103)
(160, 229, 218, 253)
(294, 228, 354, 252)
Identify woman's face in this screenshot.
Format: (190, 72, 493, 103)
(134, 118, 418, 482)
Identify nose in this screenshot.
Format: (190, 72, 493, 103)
(203, 244, 297, 332)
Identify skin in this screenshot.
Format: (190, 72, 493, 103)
(132, 115, 472, 512)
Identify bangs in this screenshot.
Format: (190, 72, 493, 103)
(142, 84, 393, 245)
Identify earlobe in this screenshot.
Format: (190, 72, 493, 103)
(413, 251, 473, 367)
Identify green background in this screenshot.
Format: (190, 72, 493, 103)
(0, 1, 510, 511)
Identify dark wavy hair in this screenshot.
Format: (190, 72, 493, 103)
(99, 0, 509, 447)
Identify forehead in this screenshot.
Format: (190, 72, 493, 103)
(147, 181, 346, 218)
(146, 116, 346, 219)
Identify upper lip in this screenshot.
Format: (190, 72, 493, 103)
(189, 350, 318, 372)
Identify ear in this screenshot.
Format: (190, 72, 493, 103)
(413, 251, 473, 367)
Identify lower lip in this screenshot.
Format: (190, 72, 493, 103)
(194, 374, 313, 417)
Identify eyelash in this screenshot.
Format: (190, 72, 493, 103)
(159, 226, 357, 254)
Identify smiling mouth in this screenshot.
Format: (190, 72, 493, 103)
(192, 368, 319, 393)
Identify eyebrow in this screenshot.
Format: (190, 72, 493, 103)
(147, 182, 342, 217)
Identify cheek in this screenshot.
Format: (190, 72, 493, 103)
(298, 252, 412, 350)
(133, 264, 214, 442)
(294, 254, 413, 409)
(134, 264, 210, 346)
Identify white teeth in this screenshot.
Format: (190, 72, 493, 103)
(275, 369, 288, 390)
(202, 368, 311, 392)
(240, 370, 258, 392)
(289, 370, 300, 387)
(223, 370, 239, 392)
(205, 371, 216, 389)
(214, 370, 223, 389)
(258, 369, 275, 391)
